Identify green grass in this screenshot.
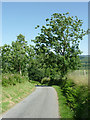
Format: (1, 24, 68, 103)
(53, 85, 74, 118)
(1, 80, 37, 114)
(67, 70, 88, 86)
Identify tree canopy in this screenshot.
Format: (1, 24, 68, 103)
(33, 12, 86, 78)
(1, 34, 34, 75)
(0, 12, 87, 83)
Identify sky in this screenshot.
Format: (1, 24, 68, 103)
(2, 2, 88, 55)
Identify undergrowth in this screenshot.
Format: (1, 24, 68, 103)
(53, 85, 74, 118)
(58, 78, 88, 119)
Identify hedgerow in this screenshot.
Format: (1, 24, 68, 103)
(60, 78, 88, 119)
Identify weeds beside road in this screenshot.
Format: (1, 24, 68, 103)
(53, 70, 88, 119)
(67, 70, 88, 86)
(53, 85, 74, 118)
(0, 74, 40, 115)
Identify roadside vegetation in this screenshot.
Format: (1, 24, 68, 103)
(1, 73, 40, 114)
(67, 70, 88, 86)
(53, 69, 88, 118)
(53, 85, 74, 118)
(0, 12, 88, 119)
(54, 77, 88, 119)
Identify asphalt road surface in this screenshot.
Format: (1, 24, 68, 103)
(2, 87, 60, 118)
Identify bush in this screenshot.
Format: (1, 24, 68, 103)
(28, 66, 45, 82)
(41, 77, 50, 85)
(2, 73, 28, 87)
(60, 78, 88, 118)
(29, 80, 41, 85)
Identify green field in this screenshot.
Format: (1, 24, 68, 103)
(79, 55, 89, 70)
(67, 70, 88, 86)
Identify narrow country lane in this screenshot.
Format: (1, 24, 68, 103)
(2, 87, 60, 118)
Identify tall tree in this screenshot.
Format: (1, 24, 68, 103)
(33, 12, 86, 79)
(1, 44, 12, 73)
(1, 34, 32, 75)
(11, 34, 29, 75)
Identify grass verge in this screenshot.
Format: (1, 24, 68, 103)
(67, 70, 88, 86)
(1, 80, 36, 115)
(53, 85, 74, 118)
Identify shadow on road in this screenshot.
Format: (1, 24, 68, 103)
(35, 85, 51, 87)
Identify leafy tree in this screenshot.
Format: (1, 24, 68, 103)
(0, 44, 13, 73)
(28, 56, 45, 82)
(1, 34, 32, 75)
(33, 12, 86, 79)
(11, 34, 30, 75)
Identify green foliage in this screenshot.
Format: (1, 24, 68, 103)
(28, 59, 45, 82)
(53, 85, 74, 118)
(60, 78, 88, 118)
(29, 80, 41, 85)
(0, 44, 12, 73)
(0, 34, 33, 75)
(33, 12, 86, 79)
(2, 73, 28, 87)
(0, 13, 87, 84)
(28, 67, 44, 82)
(41, 77, 50, 85)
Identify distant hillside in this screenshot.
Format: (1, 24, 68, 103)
(79, 55, 88, 63)
(79, 55, 89, 70)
